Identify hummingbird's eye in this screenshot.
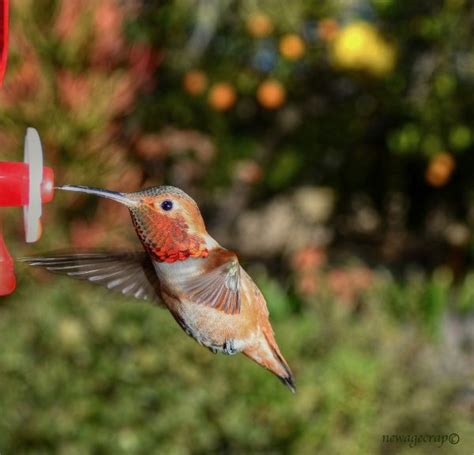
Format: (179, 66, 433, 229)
(160, 200, 173, 211)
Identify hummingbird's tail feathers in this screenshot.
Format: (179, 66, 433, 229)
(264, 330, 296, 394)
(19, 252, 163, 304)
(278, 373, 296, 394)
(244, 327, 296, 393)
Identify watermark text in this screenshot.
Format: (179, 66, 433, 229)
(381, 433, 460, 448)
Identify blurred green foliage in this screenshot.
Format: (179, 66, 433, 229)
(1, 276, 473, 453)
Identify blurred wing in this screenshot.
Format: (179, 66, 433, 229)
(182, 251, 241, 314)
(20, 252, 162, 304)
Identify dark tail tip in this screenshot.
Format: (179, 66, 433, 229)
(279, 374, 296, 394)
(266, 339, 296, 393)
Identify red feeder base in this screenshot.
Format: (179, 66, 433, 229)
(0, 0, 9, 85)
(0, 227, 15, 296)
(0, 128, 55, 296)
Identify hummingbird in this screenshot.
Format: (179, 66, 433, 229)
(22, 185, 295, 392)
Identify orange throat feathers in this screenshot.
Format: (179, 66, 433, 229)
(131, 210, 208, 263)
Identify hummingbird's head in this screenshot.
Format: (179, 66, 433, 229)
(57, 185, 210, 263)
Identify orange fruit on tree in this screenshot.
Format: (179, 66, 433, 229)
(183, 70, 207, 95)
(425, 152, 455, 187)
(208, 82, 237, 111)
(246, 13, 273, 38)
(318, 18, 340, 41)
(257, 79, 286, 109)
(279, 34, 305, 60)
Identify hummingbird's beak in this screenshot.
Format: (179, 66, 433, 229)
(56, 185, 139, 208)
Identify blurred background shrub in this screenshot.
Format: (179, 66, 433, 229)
(1, 0, 474, 452)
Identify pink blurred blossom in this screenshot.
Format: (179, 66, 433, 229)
(161, 128, 215, 161)
(128, 43, 162, 90)
(234, 159, 263, 184)
(54, 0, 89, 40)
(90, 0, 125, 67)
(296, 273, 319, 296)
(350, 267, 374, 290)
(135, 134, 167, 159)
(133, 128, 215, 161)
(327, 266, 374, 303)
(109, 73, 137, 115)
(56, 70, 90, 113)
(0, 42, 41, 105)
(70, 220, 107, 249)
(327, 268, 355, 301)
(291, 246, 327, 271)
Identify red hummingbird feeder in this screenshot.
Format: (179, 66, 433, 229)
(0, 128, 55, 296)
(0, 0, 8, 86)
